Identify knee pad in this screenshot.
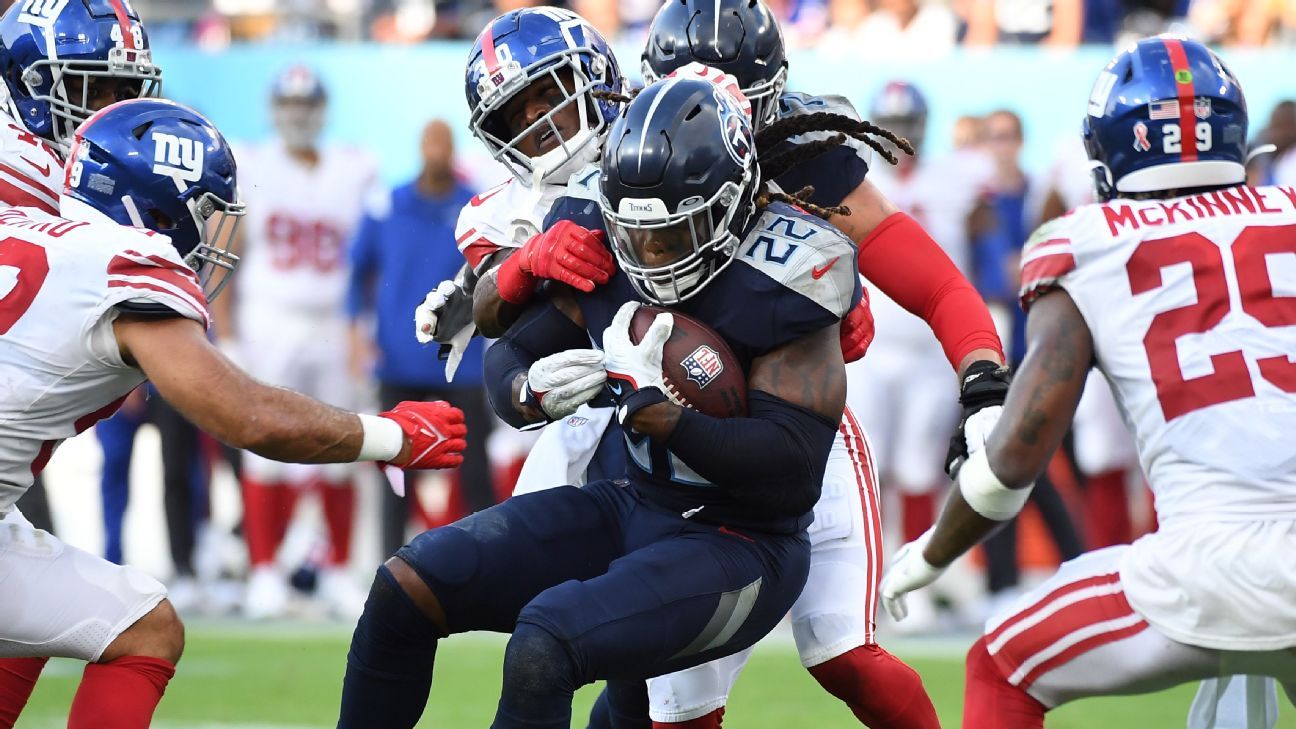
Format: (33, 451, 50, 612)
(504, 622, 580, 696)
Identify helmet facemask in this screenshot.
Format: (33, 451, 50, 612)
(25, 46, 161, 154)
(471, 49, 613, 186)
(602, 166, 757, 305)
(740, 64, 787, 131)
(114, 180, 244, 302)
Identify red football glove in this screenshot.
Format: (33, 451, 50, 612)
(380, 401, 468, 470)
(495, 220, 614, 303)
(840, 288, 875, 363)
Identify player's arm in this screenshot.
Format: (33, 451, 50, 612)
(613, 304, 844, 516)
(837, 178, 1005, 373)
(472, 207, 614, 338)
(880, 289, 1093, 618)
(114, 314, 466, 469)
(482, 290, 604, 429)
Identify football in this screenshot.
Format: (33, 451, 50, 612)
(629, 306, 748, 418)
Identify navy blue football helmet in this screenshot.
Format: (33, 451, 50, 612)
(0, 0, 162, 154)
(600, 77, 758, 305)
(63, 99, 243, 299)
(1083, 36, 1247, 201)
(641, 0, 787, 129)
(870, 81, 928, 155)
(465, 7, 624, 185)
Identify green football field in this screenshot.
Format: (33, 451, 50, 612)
(17, 622, 1293, 728)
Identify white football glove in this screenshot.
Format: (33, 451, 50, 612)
(525, 349, 607, 421)
(602, 302, 671, 398)
(880, 528, 946, 622)
(963, 405, 1002, 457)
(414, 279, 458, 345)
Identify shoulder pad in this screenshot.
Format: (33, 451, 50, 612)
(738, 204, 859, 319)
(777, 92, 862, 123)
(545, 166, 604, 233)
(1018, 214, 1078, 312)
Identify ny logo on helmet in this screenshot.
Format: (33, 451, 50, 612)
(18, 0, 70, 24)
(151, 132, 204, 183)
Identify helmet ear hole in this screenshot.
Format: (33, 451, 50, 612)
(146, 208, 176, 230)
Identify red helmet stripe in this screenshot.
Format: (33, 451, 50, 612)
(481, 26, 500, 76)
(106, 0, 136, 50)
(1162, 38, 1198, 163)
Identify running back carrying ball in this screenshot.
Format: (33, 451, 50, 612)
(629, 306, 747, 418)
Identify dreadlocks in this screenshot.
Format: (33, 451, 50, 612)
(751, 111, 915, 220)
(592, 87, 916, 221)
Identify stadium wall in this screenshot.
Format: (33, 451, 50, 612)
(155, 44, 1292, 185)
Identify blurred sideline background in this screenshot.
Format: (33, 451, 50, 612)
(15, 0, 1296, 724)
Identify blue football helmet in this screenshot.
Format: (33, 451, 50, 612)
(270, 64, 327, 152)
(465, 7, 624, 185)
(63, 99, 243, 300)
(1083, 36, 1247, 201)
(600, 77, 758, 305)
(641, 0, 788, 129)
(0, 0, 162, 154)
(870, 81, 928, 155)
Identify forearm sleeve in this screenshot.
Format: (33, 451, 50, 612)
(665, 390, 838, 517)
(483, 300, 590, 429)
(858, 212, 1004, 369)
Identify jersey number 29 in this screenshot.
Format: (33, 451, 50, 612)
(1128, 224, 1296, 421)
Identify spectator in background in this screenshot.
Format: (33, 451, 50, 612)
(213, 65, 380, 620)
(347, 120, 495, 559)
(95, 388, 211, 613)
(1253, 100, 1296, 184)
(973, 109, 1084, 611)
(962, 0, 1081, 45)
(852, 0, 958, 58)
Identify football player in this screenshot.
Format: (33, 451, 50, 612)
(0, 0, 161, 214)
(210, 64, 382, 620)
(0, 0, 166, 718)
(338, 78, 853, 729)
(881, 36, 1296, 727)
(632, 1, 1008, 726)
(0, 99, 465, 729)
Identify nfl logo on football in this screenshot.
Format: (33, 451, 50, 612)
(681, 345, 724, 389)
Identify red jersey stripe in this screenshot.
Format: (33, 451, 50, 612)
(0, 178, 57, 214)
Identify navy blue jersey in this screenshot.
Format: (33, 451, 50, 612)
(769, 92, 872, 210)
(549, 188, 859, 533)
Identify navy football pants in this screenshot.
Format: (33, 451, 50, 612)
(381, 480, 808, 725)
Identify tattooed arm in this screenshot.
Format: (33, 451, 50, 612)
(921, 289, 1094, 567)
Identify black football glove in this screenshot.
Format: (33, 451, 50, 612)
(944, 360, 1012, 477)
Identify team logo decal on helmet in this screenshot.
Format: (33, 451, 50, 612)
(17, 0, 72, 25)
(152, 132, 204, 184)
(718, 89, 752, 167)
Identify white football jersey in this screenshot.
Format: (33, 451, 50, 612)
(232, 142, 378, 319)
(1020, 185, 1296, 524)
(867, 150, 995, 351)
(0, 207, 209, 514)
(0, 109, 62, 214)
(454, 174, 572, 271)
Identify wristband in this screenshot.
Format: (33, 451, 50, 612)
(519, 379, 555, 423)
(494, 251, 537, 305)
(615, 386, 668, 430)
(356, 413, 404, 462)
(957, 448, 1032, 521)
